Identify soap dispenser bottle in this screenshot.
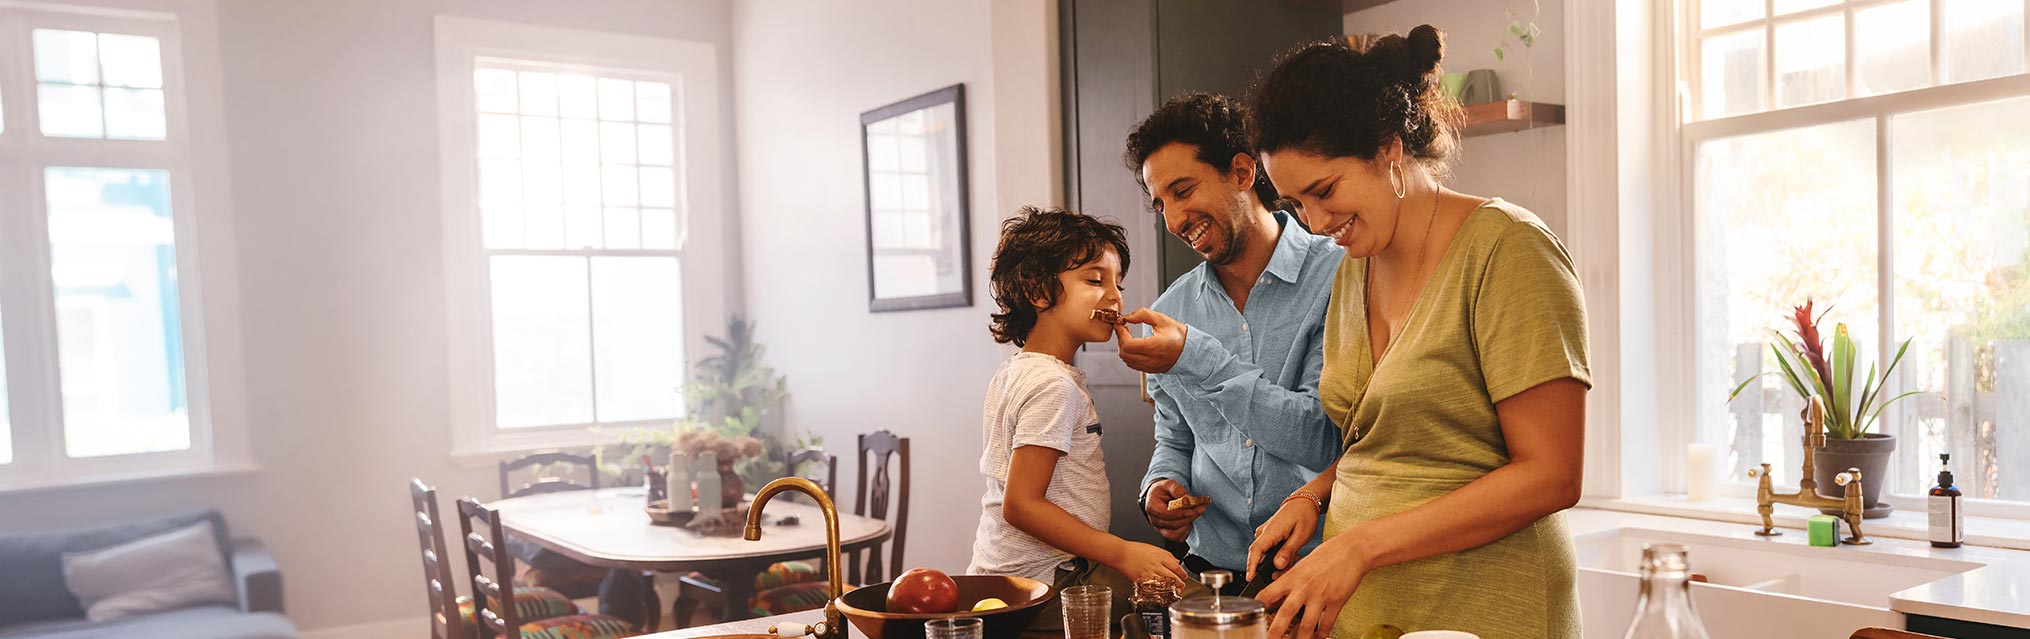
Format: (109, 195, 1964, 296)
(1929, 453, 1963, 548)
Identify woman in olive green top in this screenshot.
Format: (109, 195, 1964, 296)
(1240, 26, 1591, 639)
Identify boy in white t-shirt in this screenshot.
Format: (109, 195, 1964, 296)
(970, 206, 1191, 630)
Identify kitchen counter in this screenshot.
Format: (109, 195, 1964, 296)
(1566, 508, 2030, 630)
(647, 507, 2030, 638)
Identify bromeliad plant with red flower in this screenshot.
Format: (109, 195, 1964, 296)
(1729, 299, 1920, 440)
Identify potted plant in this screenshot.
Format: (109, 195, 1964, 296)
(1731, 300, 1918, 518)
(601, 315, 817, 507)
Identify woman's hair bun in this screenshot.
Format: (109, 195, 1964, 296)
(1406, 24, 1444, 76)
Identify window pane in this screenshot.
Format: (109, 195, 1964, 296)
(1856, 0, 1933, 97)
(1697, 120, 1879, 485)
(560, 119, 598, 165)
(602, 165, 638, 207)
(521, 116, 559, 162)
(635, 81, 672, 124)
(478, 113, 520, 159)
(1775, 15, 1846, 108)
(562, 164, 600, 205)
(39, 83, 103, 138)
(598, 78, 634, 121)
(600, 122, 637, 165)
(641, 209, 678, 250)
(517, 72, 557, 116)
(637, 124, 673, 166)
(558, 74, 597, 119)
(490, 255, 593, 428)
(590, 257, 683, 421)
(1703, 0, 1764, 28)
(44, 168, 190, 458)
(1702, 29, 1767, 119)
(103, 87, 166, 140)
(1890, 95, 2030, 500)
(1772, 0, 1838, 16)
(475, 68, 517, 113)
(604, 207, 640, 249)
(1940, 0, 2026, 84)
(97, 34, 162, 89)
(565, 204, 602, 249)
(639, 167, 676, 209)
(33, 29, 98, 84)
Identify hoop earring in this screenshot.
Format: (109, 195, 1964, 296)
(1389, 161, 1408, 200)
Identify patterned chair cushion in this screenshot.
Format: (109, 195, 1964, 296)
(520, 613, 635, 639)
(750, 580, 835, 617)
(455, 587, 580, 628)
(686, 560, 826, 591)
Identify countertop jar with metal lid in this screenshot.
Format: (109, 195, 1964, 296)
(1169, 571, 1266, 639)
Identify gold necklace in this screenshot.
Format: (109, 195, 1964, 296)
(1368, 190, 1444, 360)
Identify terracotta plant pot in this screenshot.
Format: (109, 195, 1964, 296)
(1814, 432, 1896, 519)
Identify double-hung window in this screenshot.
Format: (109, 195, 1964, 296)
(0, 6, 216, 487)
(1686, 0, 2030, 512)
(436, 17, 724, 457)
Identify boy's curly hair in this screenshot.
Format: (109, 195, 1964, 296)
(989, 207, 1131, 347)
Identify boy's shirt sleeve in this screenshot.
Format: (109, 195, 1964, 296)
(1009, 372, 1087, 454)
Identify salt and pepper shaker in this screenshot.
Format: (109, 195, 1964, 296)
(667, 451, 694, 512)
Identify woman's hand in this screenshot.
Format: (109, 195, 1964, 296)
(1255, 533, 1370, 639)
(1109, 540, 1192, 585)
(1245, 498, 1319, 581)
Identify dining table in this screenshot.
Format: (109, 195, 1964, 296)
(489, 486, 892, 622)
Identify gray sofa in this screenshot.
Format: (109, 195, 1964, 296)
(0, 511, 298, 639)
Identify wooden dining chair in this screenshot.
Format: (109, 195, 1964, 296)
(848, 430, 910, 585)
(455, 495, 636, 639)
(412, 479, 605, 639)
(499, 451, 601, 499)
(495, 453, 661, 631)
(673, 447, 840, 627)
(1850, 628, 1948, 639)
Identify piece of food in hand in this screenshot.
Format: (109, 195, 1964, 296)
(1091, 309, 1125, 325)
(1358, 625, 1406, 639)
(1166, 494, 1212, 510)
(971, 597, 1008, 612)
(888, 568, 960, 614)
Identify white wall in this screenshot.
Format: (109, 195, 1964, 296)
(730, 0, 1059, 576)
(0, 0, 736, 633)
(1346, 0, 1569, 235)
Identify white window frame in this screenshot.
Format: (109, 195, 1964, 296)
(435, 16, 726, 461)
(1651, 0, 2030, 519)
(0, 2, 249, 492)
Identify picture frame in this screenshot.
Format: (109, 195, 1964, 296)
(860, 84, 971, 312)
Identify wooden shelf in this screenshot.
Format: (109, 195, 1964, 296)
(1460, 99, 1565, 138)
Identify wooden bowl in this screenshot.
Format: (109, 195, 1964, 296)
(644, 499, 696, 526)
(834, 575, 1053, 639)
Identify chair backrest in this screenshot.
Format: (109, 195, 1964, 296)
(410, 479, 465, 639)
(851, 430, 910, 585)
(457, 496, 521, 639)
(786, 446, 838, 496)
(499, 451, 600, 499)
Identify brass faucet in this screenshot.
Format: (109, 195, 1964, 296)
(1747, 397, 1871, 545)
(746, 477, 847, 639)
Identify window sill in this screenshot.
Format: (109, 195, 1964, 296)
(1581, 494, 2030, 551)
(0, 461, 261, 497)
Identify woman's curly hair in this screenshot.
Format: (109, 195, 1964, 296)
(1250, 24, 1463, 176)
(988, 207, 1130, 347)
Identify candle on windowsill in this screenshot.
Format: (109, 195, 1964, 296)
(1687, 443, 1719, 502)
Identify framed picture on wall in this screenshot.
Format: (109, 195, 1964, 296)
(860, 84, 971, 312)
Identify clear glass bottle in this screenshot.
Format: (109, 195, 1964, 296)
(1621, 543, 1712, 639)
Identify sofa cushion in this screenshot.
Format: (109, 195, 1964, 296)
(0, 512, 232, 628)
(0, 605, 296, 639)
(62, 520, 238, 622)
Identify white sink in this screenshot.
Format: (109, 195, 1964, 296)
(1574, 527, 1981, 638)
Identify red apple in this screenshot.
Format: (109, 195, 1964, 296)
(887, 568, 960, 614)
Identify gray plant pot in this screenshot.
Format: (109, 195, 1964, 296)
(1814, 433, 1896, 519)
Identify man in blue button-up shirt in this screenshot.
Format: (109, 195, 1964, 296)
(1113, 93, 1343, 585)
